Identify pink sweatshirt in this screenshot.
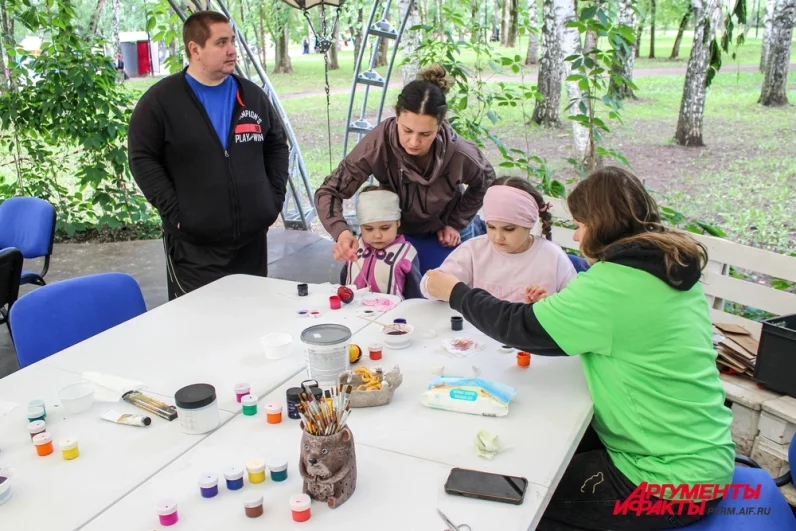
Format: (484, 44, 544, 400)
(420, 235, 577, 303)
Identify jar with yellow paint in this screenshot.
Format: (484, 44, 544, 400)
(59, 438, 80, 460)
(246, 459, 266, 484)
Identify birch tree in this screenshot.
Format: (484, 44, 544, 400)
(560, 0, 589, 163)
(401, 0, 421, 85)
(112, 0, 121, 57)
(759, 0, 795, 105)
(531, 0, 562, 125)
(760, 0, 777, 72)
(609, 0, 639, 99)
(525, 0, 539, 64)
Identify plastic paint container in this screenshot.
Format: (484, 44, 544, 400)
(393, 318, 407, 324)
(246, 459, 266, 484)
(266, 403, 282, 424)
(59, 437, 79, 460)
(297, 283, 308, 296)
(451, 316, 464, 331)
(0, 467, 12, 506)
(517, 351, 531, 367)
(297, 310, 309, 318)
(28, 399, 46, 418)
(241, 395, 258, 416)
(27, 420, 46, 440)
(175, 384, 220, 435)
(329, 295, 342, 310)
(310, 311, 322, 318)
(290, 493, 312, 522)
(27, 406, 45, 423)
(286, 387, 302, 419)
(224, 466, 244, 490)
(198, 473, 219, 498)
(368, 343, 383, 361)
(498, 345, 514, 354)
(234, 383, 251, 403)
(33, 432, 54, 456)
(268, 457, 288, 482)
(301, 324, 352, 385)
(156, 499, 179, 526)
(244, 493, 264, 518)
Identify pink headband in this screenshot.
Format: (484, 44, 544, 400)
(482, 185, 540, 229)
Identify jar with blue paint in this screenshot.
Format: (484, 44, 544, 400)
(268, 457, 288, 482)
(26, 406, 45, 423)
(224, 466, 244, 491)
(28, 399, 46, 419)
(198, 473, 219, 498)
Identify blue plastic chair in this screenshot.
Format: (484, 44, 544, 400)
(404, 234, 456, 276)
(682, 446, 796, 530)
(0, 197, 56, 286)
(10, 273, 146, 368)
(568, 254, 590, 273)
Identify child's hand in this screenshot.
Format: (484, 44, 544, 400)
(524, 285, 548, 304)
(425, 270, 461, 302)
(333, 230, 359, 262)
(437, 226, 461, 248)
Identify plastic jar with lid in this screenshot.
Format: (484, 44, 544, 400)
(27, 420, 46, 440)
(198, 473, 219, 498)
(33, 432, 54, 456)
(268, 457, 288, 482)
(234, 383, 251, 403)
(241, 395, 258, 416)
(246, 459, 266, 484)
(290, 493, 312, 522)
(59, 437, 79, 460)
(27, 406, 45, 423)
(266, 403, 282, 424)
(175, 384, 220, 435)
(243, 492, 264, 518)
(224, 465, 244, 490)
(156, 499, 179, 526)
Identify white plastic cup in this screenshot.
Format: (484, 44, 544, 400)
(261, 333, 293, 360)
(57, 383, 95, 414)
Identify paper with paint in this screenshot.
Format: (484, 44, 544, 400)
(0, 400, 19, 417)
(81, 372, 145, 402)
(420, 376, 516, 417)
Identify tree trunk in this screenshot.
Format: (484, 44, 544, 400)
(0, 39, 6, 96)
(89, 0, 106, 35)
(508, 0, 519, 47)
(0, 0, 11, 92)
(112, 0, 121, 57)
(437, 0, 444, 26)
(501, 0, 510, 46)
(609, 0, 638, 99)
(760, 0, 777, 72)
(584, 29, 598, 54)
(649, 0, 656, 58)
(674, 0, 722, 147)
(560, 0, 590, 167)
(258, 6, 267, 68)
(376, 11, 389, 67)
(168, 21, 178, 59)
(418, 0, 427, 26)
(351, 6, 364, 65)
(401, 0, 421, 84)
(634, 25, 643, 58)
(525, 0, 539, 64)
(470, 0, 480, 42)
(273, 25, 293, 74)
(531, 0, 562, 126)
(670, 9, 691, 59)
(759, 0, 795, 105)
(327, 23, 340, 70)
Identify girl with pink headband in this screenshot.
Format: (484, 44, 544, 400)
(420, 177, 576, 303)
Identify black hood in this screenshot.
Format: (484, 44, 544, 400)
(604, 242, 702, 291)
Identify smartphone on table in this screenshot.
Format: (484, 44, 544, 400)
(444, 467, 528, 505)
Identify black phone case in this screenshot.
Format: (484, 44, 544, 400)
(444, 468, 528, 505)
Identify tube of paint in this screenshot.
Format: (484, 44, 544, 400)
(101, 408, 152, 427)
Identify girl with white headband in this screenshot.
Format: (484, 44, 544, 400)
(420, 177, 576, 303)
(340, 187, 422, 299)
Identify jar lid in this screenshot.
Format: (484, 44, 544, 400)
(243, 492, 263, 508)
(32, 432, 52, 445)
(27, 420, 46, 433)
(290, 493, 311, 511)
(175, 383, 217, 410)
(198, 473, 218, 488)
(28, 399, 45, 407)
(517, 351, 531, 357)
(393, 318, 407, 324)
(58, 437, 77, 450)
(156, 498, 178, 516)
(224, 465, 244, 481)
(267, 457, 288, 472)
(241, 395, 258, 406)
(27, 406, 44, 418)
(234, 383, 251, 393)
(368, 343, 383, 350)
(286, 387, 302, 400)
(246, 459, 266, 473)
(266, 403, 282, 414)
(300, 324, 352, 346)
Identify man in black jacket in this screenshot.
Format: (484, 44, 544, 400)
(128, 11, 289, 300)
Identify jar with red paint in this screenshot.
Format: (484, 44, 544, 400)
(368, 343, 383, 361)
(290, 493, 312, 522)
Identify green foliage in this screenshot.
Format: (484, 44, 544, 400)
(147, 0, 185, 75)
(0, 0, 159, 239)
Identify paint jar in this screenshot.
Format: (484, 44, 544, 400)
(59, 437, 79, 460)
(27, 420, 46, 440)
(33, 432, 54, 456)
(517, 351, 531, 368)
(244, 492, 264, 518)
(286, 386, 322, 419)
(175, 383, 220, 435)
(28, 399, 46, 418)
(329, 295, 342, 310)
(297, 283, 309, 296)
(224, 465, 244, 490)
(297, 310, 309, 318)
(27, 406, 45, 423)
(266, 403, 282, 424)
(0, 467, 12, 507)
(268, 457, 288, 482)
(241, 395, 258, 416)
(156, 499, 179, 527)
(290, 493, 312, 522)
(234, 383, 251, 403)
(451, 316, 464, 331)
(498, 345, 514, 355)
(301, 324, 352, 385)
(309, 311, 321, 318)
(368, 343, 383, 361)
(246, 459, 266, 484)
(198, 473, 219, 498)
(393, 318, 407, 324)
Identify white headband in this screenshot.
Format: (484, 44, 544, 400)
(356, 190, 401, 225)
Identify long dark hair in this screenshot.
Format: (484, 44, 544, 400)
(490, 177, 552, 240)
(395, 64, 453, 123)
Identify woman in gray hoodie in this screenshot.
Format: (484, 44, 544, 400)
(314, 65, 496, 271)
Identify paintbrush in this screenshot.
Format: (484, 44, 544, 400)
(356, 314, 401, 330)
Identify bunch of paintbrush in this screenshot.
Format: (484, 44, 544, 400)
(298, 384, 353, 436)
